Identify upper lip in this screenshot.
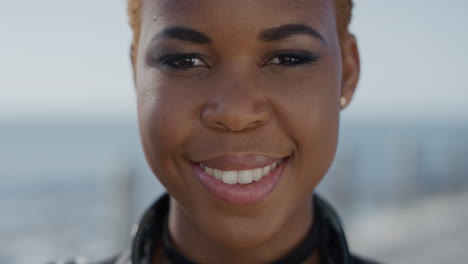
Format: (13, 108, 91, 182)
(193, 154, 288, 171)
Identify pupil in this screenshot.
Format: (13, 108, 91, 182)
(176, 58, 194, 67)
(282, 56, 299, 64)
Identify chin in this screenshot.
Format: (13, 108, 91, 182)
(196, 207, 286, 250)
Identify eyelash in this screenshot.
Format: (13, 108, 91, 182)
(158, 53, 207, 70)
(264, 52, 319, 67)
(157, 52, 319, 71)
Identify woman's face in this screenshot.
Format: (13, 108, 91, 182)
(134, 0, 358, 250)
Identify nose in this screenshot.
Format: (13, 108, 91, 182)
(200, 74, 271, 132)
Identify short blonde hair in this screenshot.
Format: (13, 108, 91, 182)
(128, 0, 353, 62)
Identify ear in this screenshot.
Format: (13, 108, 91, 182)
(340, 33, 360, 110)
(130, 44, 137, 86)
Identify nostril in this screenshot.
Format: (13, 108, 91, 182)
(213, 121, 245, 132)
(214, 121, 228, 130)
(247, 120, 266, 129)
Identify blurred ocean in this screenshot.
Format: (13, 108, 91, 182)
(1, 120, 467, 264)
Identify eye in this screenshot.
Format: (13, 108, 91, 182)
(159, 53, 208, 70)
(265, 52, 319, 67)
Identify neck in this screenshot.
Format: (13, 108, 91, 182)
(158, 196, 319, 264)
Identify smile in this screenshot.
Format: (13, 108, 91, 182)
(200, 160, 284, 185)
(192, 156, 289, 205)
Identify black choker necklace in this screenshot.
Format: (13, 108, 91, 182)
(162, 216, 321, 264)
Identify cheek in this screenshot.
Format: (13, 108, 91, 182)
(268, 68, 340, 189)
(295, 108, 339, 179)
(136, 79, 197, 190)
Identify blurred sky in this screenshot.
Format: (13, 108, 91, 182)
(1, 0, 467, 122)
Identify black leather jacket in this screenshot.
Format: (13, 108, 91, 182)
(55, 194, 380, 264)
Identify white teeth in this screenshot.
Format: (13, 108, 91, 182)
(205, 166, 214, 175)
(201, 160, 283, 185)
(252, 168, 263, 181)
(222, 171, 238, 185)
(238, 170, 253, 184)
(213, 169, 223, 180)
(262, 165, 271, 175)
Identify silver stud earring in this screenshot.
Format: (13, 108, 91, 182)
(340, 97, 348, 108)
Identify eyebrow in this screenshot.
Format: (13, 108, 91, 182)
(259, 24, 327, 45)
(155, 26, 211, 44)
(152, 23, 326, 46)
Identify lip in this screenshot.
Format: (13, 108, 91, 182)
(192, 157, 289, 206)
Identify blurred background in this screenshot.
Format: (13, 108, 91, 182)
(1, 0, 467, 263)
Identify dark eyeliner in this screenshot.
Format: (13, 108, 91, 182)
(157, 53, 200, 69)
(265, 51, 320, 67)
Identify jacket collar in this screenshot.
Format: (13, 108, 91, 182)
(116, 193, 354, 264)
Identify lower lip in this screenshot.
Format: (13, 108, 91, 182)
(193, 159, 288, 206)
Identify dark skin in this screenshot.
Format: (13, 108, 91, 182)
(132, 0, 360, 263)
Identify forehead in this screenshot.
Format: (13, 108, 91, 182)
(145, 0, 327, 12)
(140, 0, 335, 34)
